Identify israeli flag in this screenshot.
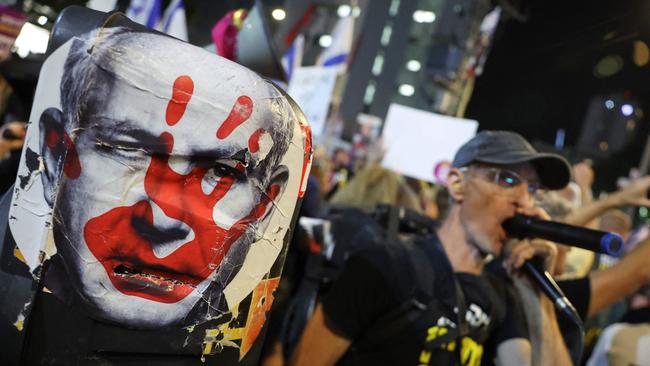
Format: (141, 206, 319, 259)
(316, 16, 354, 73)
(159, 0, 188, 41)
(281, 34, 304, 82)
(126, 0, 161, 29)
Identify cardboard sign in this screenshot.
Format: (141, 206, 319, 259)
(381, 104, 478, 183)
(287, 66, 338, 137)
(0, 6, 27, 61)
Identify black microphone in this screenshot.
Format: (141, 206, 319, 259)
(503, 214, 624, 257)
(522, 257, 583, 326)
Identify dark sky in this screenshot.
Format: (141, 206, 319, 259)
(466, 0, 650, 191)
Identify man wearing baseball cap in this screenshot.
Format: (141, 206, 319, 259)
(291, 131, 572, 366)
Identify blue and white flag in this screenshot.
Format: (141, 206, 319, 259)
(281, 34, 304, 82)
(126, 0, 161, 29)
(158, 0, 188, 41)
(316, 16, 354, 73)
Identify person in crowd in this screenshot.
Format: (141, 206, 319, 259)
(0, 73, 28, 193)
(328, 163, 421, 213)
(0, 120, 26, 192)
(598, 209, 632, 242)
(310, 146, 333, 198)
(291, 130, 571, 366)
(586, 209, 634, 331)
(555, 160, 597, 279)
(0, 121, 25, 158)
(586, 284, 650, 366)
(416, 181, 441, 220)
(555, 176, 650, 320)
(261, 163, 422, 366)
(558, 159, 594, 209)
(326, 147, 353, 200)
(434, 185, 452, 220)
(529, 177, 650, 366)
(518, 176, 650, 365)
(534, 191, 575, 275)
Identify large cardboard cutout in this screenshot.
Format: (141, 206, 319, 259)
(4, 24, 310, 363)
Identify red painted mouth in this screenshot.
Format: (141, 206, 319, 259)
(108, 261, 196, 303)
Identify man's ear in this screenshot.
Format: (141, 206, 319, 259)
(446, 168, 466, 203)
(260, 165, 289, 221)
(39, 107, 65, 206)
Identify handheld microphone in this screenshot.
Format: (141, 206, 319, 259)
(503, 214, 624, 257)
(522, 257, 583, 326)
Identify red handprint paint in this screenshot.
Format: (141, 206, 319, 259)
(165, 75, 194, 126)
(216, 95, 253, 139)
(84, 131, 280, 303)
(248, 128, 265, 153)
(82, 75, 283, 304)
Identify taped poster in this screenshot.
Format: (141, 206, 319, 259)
(3, 20, 310, 365)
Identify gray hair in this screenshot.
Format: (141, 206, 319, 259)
(59, 26, 294, 182)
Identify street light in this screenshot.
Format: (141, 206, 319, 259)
(271, 8, 286, 21)
(337, 5, 351, 17)
(413, 10, 436, 23)
(406, 60, 421, 72)
(319, 34, 332, 48)
(621, 104, 634, 116)
(399, 84, 415, 96)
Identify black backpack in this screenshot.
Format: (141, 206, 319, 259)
(278, 205, 470, 360)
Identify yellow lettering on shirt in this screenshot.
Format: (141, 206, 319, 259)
(459, 336, 483, 366)
(426, 325, 448, 342)
(419, 350, 431, 364)
(446, 341, 456, 351)
(419, 327, 483, 365)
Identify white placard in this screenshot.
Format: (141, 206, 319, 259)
(287, 66, 338, 137)
(381, 104, 478, 183)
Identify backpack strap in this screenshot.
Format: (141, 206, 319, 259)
(351, 240, 433, 349)
(418, 240, 469, 364)
(353, 238, 470, 361)
(406, 240, 470, 352)
(351, 238, 441, 350)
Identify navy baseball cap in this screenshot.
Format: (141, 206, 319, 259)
(452, 130, 572, 190)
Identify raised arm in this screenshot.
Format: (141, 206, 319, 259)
(290, 303, 351, 366)
(587, 236, 650, 316)
(564, 176, 650, 227)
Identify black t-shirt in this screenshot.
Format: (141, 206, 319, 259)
(321, 234, 526, 366)
(557, 277, 591, 321)
(481, 260, 531, 365)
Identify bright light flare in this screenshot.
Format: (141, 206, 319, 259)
(399, 84, 415, 96)
(271, 8, 286, 21)
(413, 10, 436, 23)
(621, 104, 634, 116)
(406, 60, 421, 72)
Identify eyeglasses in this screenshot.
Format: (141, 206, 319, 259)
(462, 167, 543, 195)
